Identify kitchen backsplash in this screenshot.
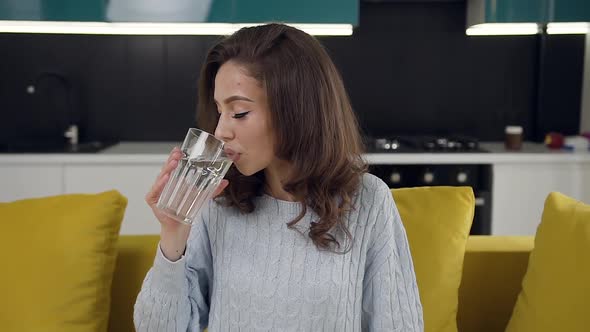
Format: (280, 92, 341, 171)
(0, 1, 584, 143)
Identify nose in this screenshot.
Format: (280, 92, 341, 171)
(214, 115, 234, 143)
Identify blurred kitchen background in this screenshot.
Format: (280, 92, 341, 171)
(0, 0, 586, 144)
(1, 0, 589, 236)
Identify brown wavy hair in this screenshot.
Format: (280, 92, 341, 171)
(196, 23, 367, 252)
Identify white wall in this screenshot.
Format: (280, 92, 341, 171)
(581, 34, 590, 133)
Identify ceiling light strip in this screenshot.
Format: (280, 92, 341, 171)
(0, 21, 353, 36)
(466, 23, 541, 36)
(547, 22, 589, 34)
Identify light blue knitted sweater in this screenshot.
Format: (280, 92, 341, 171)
(134, 173, 423, 331)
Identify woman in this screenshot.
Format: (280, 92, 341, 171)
(134, 23, 423, 331)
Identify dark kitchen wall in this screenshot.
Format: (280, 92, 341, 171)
(320, 1, 584, 141)
(0, 34, 221, 143)
(0, 1, 584, 143)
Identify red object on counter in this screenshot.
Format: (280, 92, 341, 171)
(544, 132, 565, 149)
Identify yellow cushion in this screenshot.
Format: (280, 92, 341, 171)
(0, 190, 127, 332)
(392, 186, 474, 332)
(506, 192, 590, 332)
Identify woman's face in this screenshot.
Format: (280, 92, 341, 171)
(213, 60, 276, 176)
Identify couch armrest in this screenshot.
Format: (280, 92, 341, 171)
(458, 235, 534, 332)
(108, 235, 160, 332)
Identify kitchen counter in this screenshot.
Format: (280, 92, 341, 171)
(0, 142, 179, 164)
(2, 141, 588, 237)
(366, 142, 590, 164)
(0, 141, 589, 164)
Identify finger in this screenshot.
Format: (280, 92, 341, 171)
(157, 156, 180, 182)
(146, 171, 171, 205)
(212, 179, 229, 198)
(160, 148, 182, 174)
(168, 146, 182, 162)
(158, 147, 180, 176)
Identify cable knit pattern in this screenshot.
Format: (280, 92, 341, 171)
(134, 173, 423, 331)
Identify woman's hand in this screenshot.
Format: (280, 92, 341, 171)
(145, 146, 229, 261)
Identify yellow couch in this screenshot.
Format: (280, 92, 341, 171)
(108, 234, 534, 332)
(6, 187, 587, 331)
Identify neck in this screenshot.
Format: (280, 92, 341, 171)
(264, 158, 295, 202)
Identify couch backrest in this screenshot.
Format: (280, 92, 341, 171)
(109, 235, 159, 332)
(458, 236, 533, 332)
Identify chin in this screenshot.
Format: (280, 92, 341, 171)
(234, 158, 269, 177)
(233, 163, 258, 177)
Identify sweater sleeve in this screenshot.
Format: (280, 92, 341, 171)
(134, 202, 214, 332)
(361, 185, 424, 332)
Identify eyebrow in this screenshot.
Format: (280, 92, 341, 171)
(214, 95, 254, 105)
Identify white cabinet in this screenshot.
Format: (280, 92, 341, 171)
(64, 164, 162, 235)
(492, 162, 589, 236)
(2, 147, 589, 236)
(0, 164, 63, 202)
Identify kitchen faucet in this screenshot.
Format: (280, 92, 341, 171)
(64, 124, 79, 145)
(27, 71, 79, 146)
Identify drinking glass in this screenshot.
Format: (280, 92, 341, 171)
(157, 128, 232, 224)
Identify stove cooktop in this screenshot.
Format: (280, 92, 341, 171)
(365, 135, 488, 153)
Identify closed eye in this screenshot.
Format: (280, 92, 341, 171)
(232, 111, 250, 119)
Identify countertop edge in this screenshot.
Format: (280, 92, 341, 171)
(1, 153, 589, 164)
(0, 141, 589, 164)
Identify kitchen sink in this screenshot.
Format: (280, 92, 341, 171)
(0, 140, 118, 153)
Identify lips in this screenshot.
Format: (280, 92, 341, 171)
(224, 147, 241, 162)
